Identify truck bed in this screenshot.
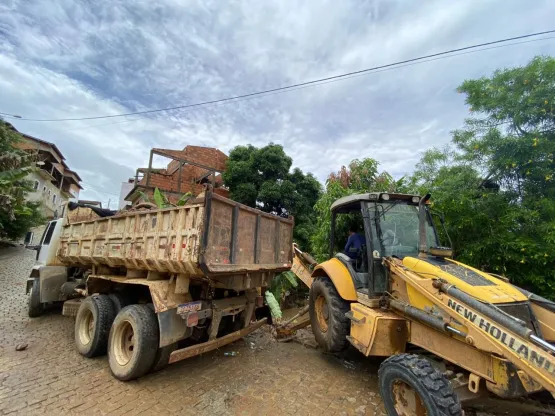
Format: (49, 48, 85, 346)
(58, 191, 294, 277)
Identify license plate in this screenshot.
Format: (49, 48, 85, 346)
(177, 301, 202, 314)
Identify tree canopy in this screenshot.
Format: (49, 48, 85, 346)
(222, 143, 321, 250)
(0, 120, 44, 240)
(410, 56, 555, 298)
(311, 158, 407, 261)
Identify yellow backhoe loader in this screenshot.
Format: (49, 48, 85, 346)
(303, 192, 555, 415)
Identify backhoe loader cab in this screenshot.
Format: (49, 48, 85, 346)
(328, 192, 443, 295)
(309, 192, 555, 416)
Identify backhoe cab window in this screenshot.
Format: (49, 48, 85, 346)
(332, 213, 364, 255)
(369, 202, 438, 258)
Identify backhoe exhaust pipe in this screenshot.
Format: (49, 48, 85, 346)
(434, 281, 555, 354)
(418, 194, 431, 258)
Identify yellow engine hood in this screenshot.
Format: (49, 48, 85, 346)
(402, 256, 527, 304)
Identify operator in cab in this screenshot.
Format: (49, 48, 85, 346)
(344, 226, 366, 259)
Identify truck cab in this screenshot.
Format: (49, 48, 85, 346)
(26, 217, 81, 317)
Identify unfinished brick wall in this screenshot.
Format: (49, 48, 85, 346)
(134, 145, 229, 204)
(141, 170, 206, 194)
(165, 146, 227, 174)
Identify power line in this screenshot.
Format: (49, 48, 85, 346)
(38, 34, 555, 134)
(6, 29, 555, 123)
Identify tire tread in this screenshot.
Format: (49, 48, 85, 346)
(309, 276, 351, 352)
(379, 354, 461, 416)
(28, 279, 44, 318)
(108, 304, 159, 381)
(75, 295, 116, 357)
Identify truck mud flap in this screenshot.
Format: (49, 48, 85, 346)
(168, 318, 267, 364)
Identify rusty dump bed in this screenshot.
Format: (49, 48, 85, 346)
(58, 191, 294, 277)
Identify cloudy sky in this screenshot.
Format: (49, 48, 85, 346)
(1, 0, 555, 205)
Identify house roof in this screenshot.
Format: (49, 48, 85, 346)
(8, 123, 82, 187)
(20, 132, 66, 163)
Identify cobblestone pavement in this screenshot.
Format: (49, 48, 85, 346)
(0, 247, 387, 416)
(1, 247, 551, 416)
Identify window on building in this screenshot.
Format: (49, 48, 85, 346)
(48, 189, 51, 196)
(43, 186, 46, 193)
(52, 194, 57, 204)
(33, 180, 39, 190)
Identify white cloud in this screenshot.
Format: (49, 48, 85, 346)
(1, 0, 555, 204)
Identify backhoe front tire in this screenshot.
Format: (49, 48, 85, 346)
(379, 354, 462, 416)
(75, 295, 116, 357)
(108, 304, 159, 381)
(309, 276, 350, 352)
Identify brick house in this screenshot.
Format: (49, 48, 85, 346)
(124, 145, 229, 205)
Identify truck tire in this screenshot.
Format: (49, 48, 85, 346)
(151, 343, 177, 373)
(379, 354, 462, 416)
(75, 295, 116, 358)
(108, 292, 131, 313)
(309, 276, 350, 352)
(28, 278, 44, 318)
(108, 304, 159, 381)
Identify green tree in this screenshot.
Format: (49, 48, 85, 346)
(411, 56, 555, 297)
(311, 158, 406, 261)
(222, 143, 321, 250)
(0, 120, 44, 240)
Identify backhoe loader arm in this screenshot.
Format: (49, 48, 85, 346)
(386, 259, 555, 397)
(291, 243, 316, 289)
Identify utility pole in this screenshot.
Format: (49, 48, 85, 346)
(107, 199, 111, 210)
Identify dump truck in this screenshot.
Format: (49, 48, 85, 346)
(26, 190, 293, 380)
(290, 192, 555, 415)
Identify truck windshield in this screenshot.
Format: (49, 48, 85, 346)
(371, 202, 439, 258)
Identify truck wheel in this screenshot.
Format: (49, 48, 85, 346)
(75, 295, 116, 358)
(108, 305, 159, 381)
(151, 343, 177, 373)
(309, 276, 350, 352)
(108, 292, 131, 313)
(379, 354, 462, 416)
(28, 278, 44, 318)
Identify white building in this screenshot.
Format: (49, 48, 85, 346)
(118, 179, 134, 209)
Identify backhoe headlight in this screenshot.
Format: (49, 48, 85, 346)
(381, 193, 390, 201)
(412, 196, 420, 203)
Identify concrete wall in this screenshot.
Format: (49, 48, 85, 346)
(27, 171, 79, 219)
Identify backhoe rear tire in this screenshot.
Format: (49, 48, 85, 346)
(379, 354, 462, 416)
(75, 295, 116, 358)
(309, 276, 350, 352)
(108, 304, 159, 381)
